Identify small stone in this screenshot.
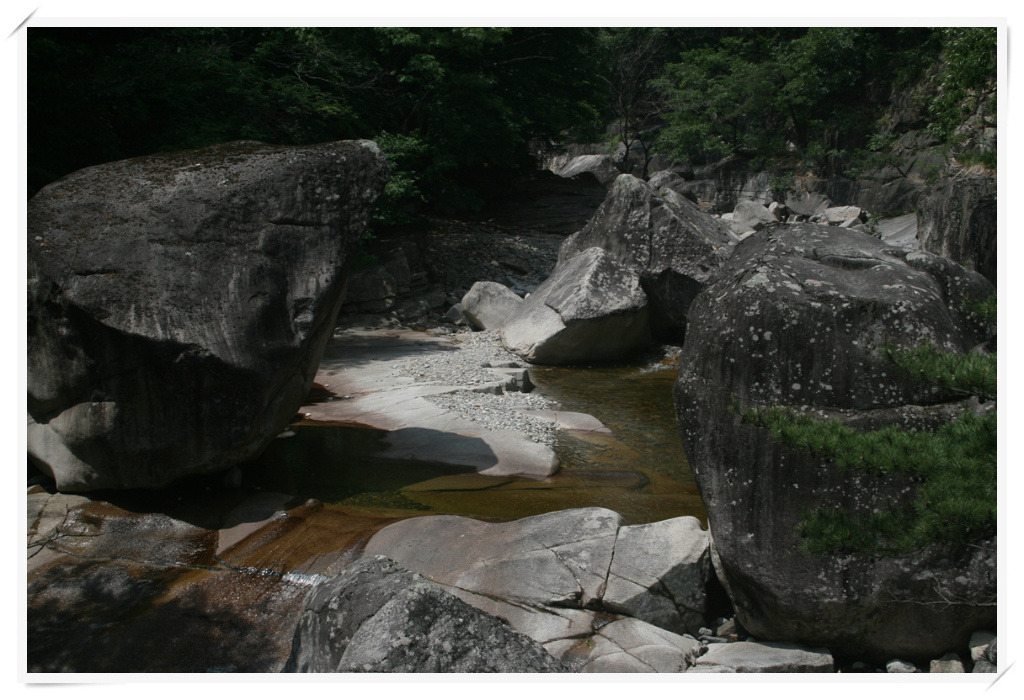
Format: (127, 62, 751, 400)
(930, 652, 965, 673)
(969, 630, 995, 662)
(886, 659, 918, 673)
(973, 659, 997, 673)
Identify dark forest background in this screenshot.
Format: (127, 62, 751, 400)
(29, 27, 996, 226)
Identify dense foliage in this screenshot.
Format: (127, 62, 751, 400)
(29, 26, 996, 217)
(28, 27, 607, 219)
(653, 27, 995, 174)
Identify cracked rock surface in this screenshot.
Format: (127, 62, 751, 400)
(284, 556, 566, 673)
(362, 507, 712, 669)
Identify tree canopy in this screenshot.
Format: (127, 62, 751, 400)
(29, 26, 997, 217)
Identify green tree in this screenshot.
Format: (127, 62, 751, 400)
(28, 27, 607, 220)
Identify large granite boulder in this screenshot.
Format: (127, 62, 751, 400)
(500, 247, 652, 365)
(558, 174, 734, 340)
(28, 140, 389, 490)
(917, 175, 996, 284)
(284, 556, 566, 672)
(674, 224, 996, 661)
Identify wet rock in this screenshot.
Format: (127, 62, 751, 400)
(603, 516, 710, 635)
(689, 640, 833, 673)
(557, 174, 734, 340)
(886, 659, 919, 673)
(501, 247, 652, 365)
(461, 281, 524, 331)
(930, 652, 965, 673)
(284, 556, 566, 672)
(28, 140, 388, 490)
(547, 618, 701, 673)
(674, 224, 996, 660)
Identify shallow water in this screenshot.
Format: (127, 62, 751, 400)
(245, 358, 705, 525)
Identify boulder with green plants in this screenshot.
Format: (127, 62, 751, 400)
(674, 223, 995, 662)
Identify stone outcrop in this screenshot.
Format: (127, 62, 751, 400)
(674, 224, 996, 661)
(28, 140, 389, 490)
(284, 556, 566, 673)
(603, 517, 710, 635)
(363, 508, 713, 638)
(557, 174, 734, 341)
(500, 247, 652, 364)
(461, 281, 523, 330)
(917, 175, 996, 284)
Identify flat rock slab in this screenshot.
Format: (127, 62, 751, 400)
(303, 328, 558, 477)
(364, 507, 713, 643)
(363, 507, 624, 608)
(689, 641, 834, 673)
(877, 212, 919, 249)
(547, 618, 701, 672)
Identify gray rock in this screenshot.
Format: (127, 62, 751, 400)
(548, 618, 701, 673)
(461, 281, 524, 331)
(674, 224, 996, 660)
(886, 659, 919, 673)
(985, 638, 997, 664)
(917, 175, 996, 283)
(824, 205, 863, 225)
(363, 508, 623, 608)
(444, 303, 468, 325)
(500, 247, 652, 365)
(557, 174, 734, 340)
(284, 556, 566, 673)
(27, 140, 388, 490)
(970, 630, 995, 662)
(930, 652, 965, 673)
(876, 212, 919, 248)
(603, 516, 710, 635)
(689, 641, 833, 673)
(973, 659, 997, 673)
(553, 154, 623, 187)
(733, 199, 778, 231)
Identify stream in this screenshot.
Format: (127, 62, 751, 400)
(243, 355, 706, 526)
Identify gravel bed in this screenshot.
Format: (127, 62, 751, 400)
(392, 330, 529, 387)
(427, 391, 557, 446)
(389, 329, 559, 444)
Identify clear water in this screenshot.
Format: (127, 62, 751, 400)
(244, 359, 705, 526)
